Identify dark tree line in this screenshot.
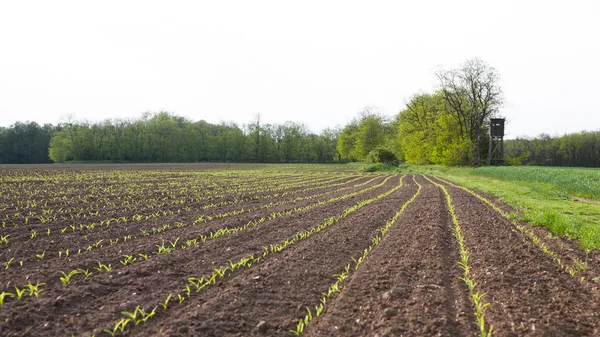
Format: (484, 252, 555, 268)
(43, 112, 339, 163)
(0, 122, 55, 164)
(505, 131, 600, 167)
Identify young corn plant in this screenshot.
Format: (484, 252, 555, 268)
(94, 261, 111, 272)
(4, 257, 14, 269)
(0, 291, 15, 305)
(58, 269, 81, 285)
(25, 282, 45, 297)
(120, 255, 137, 266)
(159, 293, 172, 310)
(14, 287, 26, 300)
(103, 318, 130, 337)
(78, 268, 93, 279)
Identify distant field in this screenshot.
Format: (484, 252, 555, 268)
(471, 166, 600, 200)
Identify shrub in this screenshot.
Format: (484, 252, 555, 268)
(367, 147, 399, 166)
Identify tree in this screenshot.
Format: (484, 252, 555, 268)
(437, 58, 503, 166)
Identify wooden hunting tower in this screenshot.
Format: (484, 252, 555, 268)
(488, 118, 505, 165)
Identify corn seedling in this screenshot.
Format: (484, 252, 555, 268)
(0, 291, 15, 305)
(78, 268, 93, 279)
(58, 269, 81, 285)
(25, 282, 45, 297)
(159, 293, 172, 310)
(4, 257, 14, 269)
(14, 287, 26, 300)
(94, 261, 111, 272)
(103, 318, 130, 337)
(120, 255, 137, 266)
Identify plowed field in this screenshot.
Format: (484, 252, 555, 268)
(1, 165, 599, 336)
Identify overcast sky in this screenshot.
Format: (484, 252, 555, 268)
(1, 0, 598, 139)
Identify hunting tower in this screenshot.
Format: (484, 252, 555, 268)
(488, 118, 505, 165)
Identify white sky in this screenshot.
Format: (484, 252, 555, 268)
(1, 0, 598, 139)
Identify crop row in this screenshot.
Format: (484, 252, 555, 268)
(432, 176, 598, 285)
(290, 175, 422, 335)
(0, 176, 393, 305)
(0, 174, 366, 243)
(1, 175, 384, 271)
(0, 173, 355, 229)
(0, 170, 305, 206)
(424, 176, 493, 336)
(92, 175, 406, 337)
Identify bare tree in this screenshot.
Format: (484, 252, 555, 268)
(437, 58, 503, 166)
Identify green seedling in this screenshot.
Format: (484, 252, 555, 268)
(103, 318, 130, 337)
(289, 320, 304, 335)
(94, 261, 111, 272)
(0, 291, 15, 305)
(159, 293, 172, 310)
(58, 269, 81, 285)
(120, 255, 136, 266)
(77, 268, 93, 279)
(4, 257, 14, 269)
(14, 287, 26, 300)
(25, 282, 45, 297)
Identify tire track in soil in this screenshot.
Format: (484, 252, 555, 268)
(306, 175, 476, 337)
(436, 176, 600, 336)
(127, 175, 419, 337)
(0, 176, 400, 337)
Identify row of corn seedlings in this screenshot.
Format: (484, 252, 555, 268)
(424, 176, 493, 337)
(0, 172, 348, 233)
(92, 175, 407, 337)
(432, 176, 596, 284)
(290, 175, 422, 335)
(1, 176, 393, 305)
(8, 175, 383, 271)
(1, 173, 359, 246)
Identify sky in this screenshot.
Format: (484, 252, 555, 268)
(1, 0, 599, 139)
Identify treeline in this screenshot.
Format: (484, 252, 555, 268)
(2, 59, 600, 167)
(0, 122, 55, 164)
(505, 131, 600, 167)
(337, 58, 502, 166)
(46, 112, 339, 163)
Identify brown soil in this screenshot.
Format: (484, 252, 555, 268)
(2, 166, 600, 336)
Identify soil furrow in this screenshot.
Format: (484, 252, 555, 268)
(127, 175, 418, 336)
(306, 174, 476, 337)
(0, 176, 386, 288)
(436, 176, 600, 336)
(0, 175, 401, 337)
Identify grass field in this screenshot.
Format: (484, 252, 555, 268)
(471, 166, 600, 200)
(405, 165, 600, 250)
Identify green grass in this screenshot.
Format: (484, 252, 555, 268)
(471, 166, 600, 201)
(398, 165, 600, 250)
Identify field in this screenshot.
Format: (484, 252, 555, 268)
(1, 163, 599, 336)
